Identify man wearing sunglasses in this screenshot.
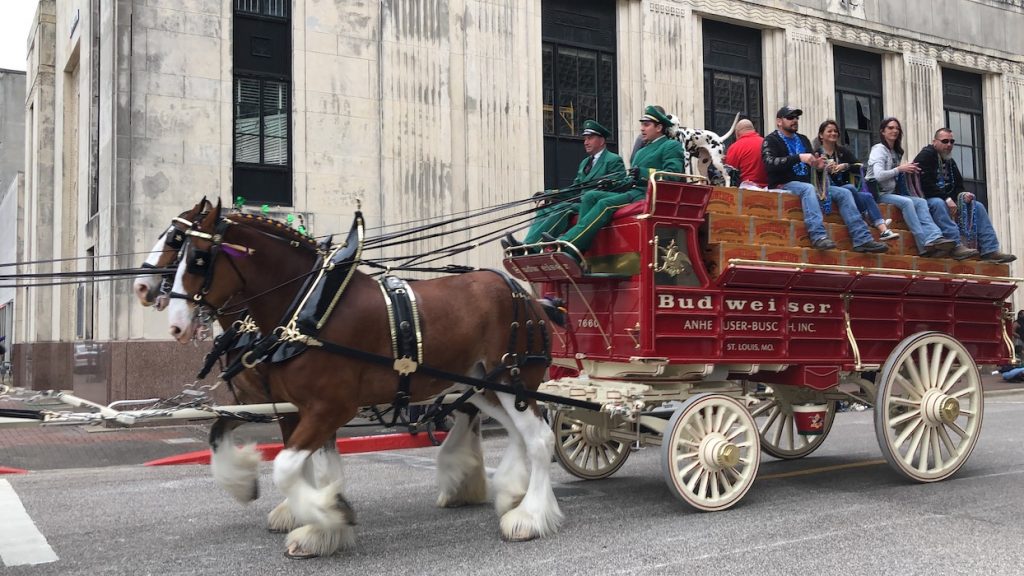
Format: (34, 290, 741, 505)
(913, 128, 1016, 263)
(762, 106, 887, 253)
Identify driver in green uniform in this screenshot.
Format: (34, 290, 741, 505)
(505, 119, 625, 249)
(556, 105, 685, 258)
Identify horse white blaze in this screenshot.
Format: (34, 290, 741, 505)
(166, 257, 195, 342)
(133, 231, 170, 306)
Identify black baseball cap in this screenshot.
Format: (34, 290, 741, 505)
(776, 106, 803, 119)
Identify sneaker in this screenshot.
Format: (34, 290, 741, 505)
(949, 245, 980, 260)
(878, 229, 900, 241)
(811, 237, 837, 250)
(874, 218, 893, 229)
(853, 240, 888, 253)
(981, 251, 1018, 264)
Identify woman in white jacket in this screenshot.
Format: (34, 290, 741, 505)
(865, 117, 954, 258)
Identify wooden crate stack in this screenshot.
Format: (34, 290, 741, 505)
(704, 186, 1012, 279)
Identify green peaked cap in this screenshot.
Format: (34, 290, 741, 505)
(639, 105, 673, 128)
(581, 119, 611, 138)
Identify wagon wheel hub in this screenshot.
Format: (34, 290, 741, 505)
(581, 423, 611, 445)
(921, 389, 960, 426)
(699, 434, 738, 471)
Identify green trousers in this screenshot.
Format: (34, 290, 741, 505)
(557, 188, 644, 253)
(524, 202, 578, 245)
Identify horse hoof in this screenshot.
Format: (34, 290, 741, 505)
(284, 544, 320, 560)
(501, 529, 539, 543)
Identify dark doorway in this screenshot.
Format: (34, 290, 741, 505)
(703, 20, 763, 139)
(833, 46, 883, 162)
(542, 0, 617, 190)
(943, 69, 987, 205)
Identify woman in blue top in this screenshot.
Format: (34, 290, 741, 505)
(814, 120, 898, 242)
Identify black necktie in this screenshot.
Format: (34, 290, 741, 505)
(584, 156, 594, 175)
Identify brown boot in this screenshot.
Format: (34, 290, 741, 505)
(949, 245, 980, 260)
(981, 251, 1018, 263)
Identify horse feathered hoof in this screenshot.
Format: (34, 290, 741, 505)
(284, 544, 320, 560)
(268, 499, 297, 533)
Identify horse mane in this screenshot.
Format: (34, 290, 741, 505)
(226, 212, 320, 251)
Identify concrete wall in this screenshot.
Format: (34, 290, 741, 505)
(0, 70, 26, 195)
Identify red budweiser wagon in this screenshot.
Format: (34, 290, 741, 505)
(503, 173, 1018, 511)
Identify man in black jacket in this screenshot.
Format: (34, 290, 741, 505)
(762, 106, 886, 253)
(914, 128, 1016, 263)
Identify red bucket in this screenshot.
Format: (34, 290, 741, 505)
(792, 404, 828, 435)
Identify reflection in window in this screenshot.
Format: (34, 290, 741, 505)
(234, 78, 289, 167)
(543, 45, 616, 139)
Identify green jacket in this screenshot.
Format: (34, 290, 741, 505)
(629, 135, 686, 188)
(573, 149, 625, 186)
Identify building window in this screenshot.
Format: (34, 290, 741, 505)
(942, 69, 986, 205)
(833, 47, 883, 162)
(234, 0, 288, 18)
(233, 1, 291, 205)
(703, 20, 763, 138)
(541, 0, 617, 190)
(233, 78, 289, 166)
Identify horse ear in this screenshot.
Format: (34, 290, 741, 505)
(200, 198, 221, 230)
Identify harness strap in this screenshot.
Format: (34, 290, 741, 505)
(307, 334, 599, 412)
(378, 276, 424, 426)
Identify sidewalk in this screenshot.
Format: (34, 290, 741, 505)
(2, 373, 1022, 473)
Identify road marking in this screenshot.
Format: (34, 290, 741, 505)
(0, 479, 59, 567)
(758, 459, 886, 480)
(162, 437, 204, 445)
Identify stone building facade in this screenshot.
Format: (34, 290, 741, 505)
(13, 0, 1024, 399)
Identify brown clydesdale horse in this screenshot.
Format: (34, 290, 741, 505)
(166, 200, 562, 558)
(132, 198, 323, 533)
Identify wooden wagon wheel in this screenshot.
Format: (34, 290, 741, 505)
(749, 388, 836, 460)
(551, 409, 632, 480)
(661, 393, 760, 511)
(874, 331, 984, 482)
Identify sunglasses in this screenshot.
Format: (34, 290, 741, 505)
(783, 115, 799, 120)
(939, 138, 955, 144)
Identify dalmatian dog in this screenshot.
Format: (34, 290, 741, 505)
(667, 112, 741, 187)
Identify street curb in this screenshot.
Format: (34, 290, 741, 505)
(984, 387, 1024, 397)
(143, 431, 449, 467)
(0, 466, 29, 475)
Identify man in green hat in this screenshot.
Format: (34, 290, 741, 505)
(555, 105, 685, 258)
(506, 119, 625, 248)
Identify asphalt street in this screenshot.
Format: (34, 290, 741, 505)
(3, 391, 1024, 576)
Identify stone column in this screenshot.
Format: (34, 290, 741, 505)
(457, 0, 542, 268)
(761, 28, 787, 123)
(901, 54, 943, 156)
(640, 1, 697, 126)
(634, 1, 700, 126)
(378, 0, 455, 262)
(784, 29, 833, 130)
(988, 73, 1024, 276)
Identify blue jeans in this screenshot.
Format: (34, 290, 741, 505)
(878, 193, 943, 252)
(781, 181, 874, 246)
(846, 184, 883, 226)
(926, 197, 1000, 254)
